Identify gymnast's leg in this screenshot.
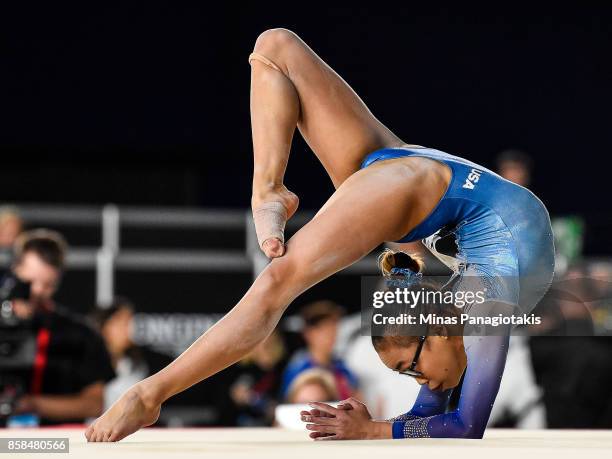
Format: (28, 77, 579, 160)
(85, 157, 421, 442)
(250, 28, 406, 257)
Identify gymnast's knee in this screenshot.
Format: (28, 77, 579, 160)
(251, 28, 302, 75)
(256, 255, 301, 302)
(254, 28, 300, 52)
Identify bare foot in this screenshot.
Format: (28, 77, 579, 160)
(84, 385, 160, 442)
(252, 185, 299, 258)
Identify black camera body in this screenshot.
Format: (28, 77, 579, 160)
(0, 272, 35, 426)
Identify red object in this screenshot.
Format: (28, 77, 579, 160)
(333, 368, 352, 400)
(30, 328, 51, 395)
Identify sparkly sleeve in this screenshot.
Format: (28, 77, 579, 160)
(386, 383, 453, 422)
(391, 335, 509, 439)
(386, 413, 425, 422)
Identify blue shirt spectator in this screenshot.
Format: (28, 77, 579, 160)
(280, 301, 358, 400)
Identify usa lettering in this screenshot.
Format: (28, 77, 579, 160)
(463, 168, 482, 190)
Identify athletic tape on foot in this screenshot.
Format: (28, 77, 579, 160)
(252, 201, 288, 249)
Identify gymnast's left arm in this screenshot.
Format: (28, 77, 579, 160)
(390, 334, 510, 439)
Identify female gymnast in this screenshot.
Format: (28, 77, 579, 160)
(85, 28, 554, 442)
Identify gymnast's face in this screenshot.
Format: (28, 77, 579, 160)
(376, 336, 467, 392)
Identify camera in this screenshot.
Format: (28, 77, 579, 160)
(0, 272, 31, 326)
(0, 272, 35, 426)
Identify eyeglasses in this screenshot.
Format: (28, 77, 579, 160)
(398, 335, 426, 378)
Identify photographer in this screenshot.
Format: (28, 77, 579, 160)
(2, 229, 114, 425)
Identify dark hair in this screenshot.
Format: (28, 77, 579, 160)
(13, 229, 68, 271)
(377, 248, 423, 276)
(88, 297, 141, 363)
(89, 296, 135, 329)
(300, 300, 344, 327)
(371, 249, 462, 351)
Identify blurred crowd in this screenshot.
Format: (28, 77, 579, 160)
(0, 149, 611, 430)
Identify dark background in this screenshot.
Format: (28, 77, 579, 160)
(1, 3, 611, 427)
(1, 3, 611, 249)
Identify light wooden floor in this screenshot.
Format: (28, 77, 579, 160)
(3, 428, 612, 459)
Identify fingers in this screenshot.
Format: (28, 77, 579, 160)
(306, 424, 336, 434)
(339, 397, 364, 410)
(314, 408, 336, 417)
(336, 402, 354, 411)
(306, 424, 342, 440)
(309, 431, 337, 440)
(300, 403, 352, 420)
(314, 434, 339, 441)
(308, 402, 341, 417)
(303, 404, 350, 441)
(300, 409, 334, 418)
(301, 415, 338, 425)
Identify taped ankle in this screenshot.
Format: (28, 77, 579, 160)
(252, 201, 288, 248)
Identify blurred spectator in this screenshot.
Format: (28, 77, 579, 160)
(0, 206, 23, 251)
(496, 149, 533, 187)
(218, 330, 287, 426)
(286, 368, 339, 404)
(274, 368, 340, 430)
(496, 149, 584, 275)
(280, 300, 358, 400)
(91, 298, 136, 369)
(7, 229, 114, 425)
(89, 297, 173, 410)
(496, 149, 612, 428)
(12, 229, 67, 313)
(529, 264, 612, 428)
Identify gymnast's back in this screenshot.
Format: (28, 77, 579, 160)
(361, 145, 555, 313)
(362, 146, 555, 439)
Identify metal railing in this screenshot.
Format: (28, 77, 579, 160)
(3, 203, 381, 307)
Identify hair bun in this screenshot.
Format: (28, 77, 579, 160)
(378, 249, 424, 276)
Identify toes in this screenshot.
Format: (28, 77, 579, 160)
(263, 238, 285, 258)
(86, 426, 99, 442)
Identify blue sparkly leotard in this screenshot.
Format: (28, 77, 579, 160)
(360, 146, 555, 439)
